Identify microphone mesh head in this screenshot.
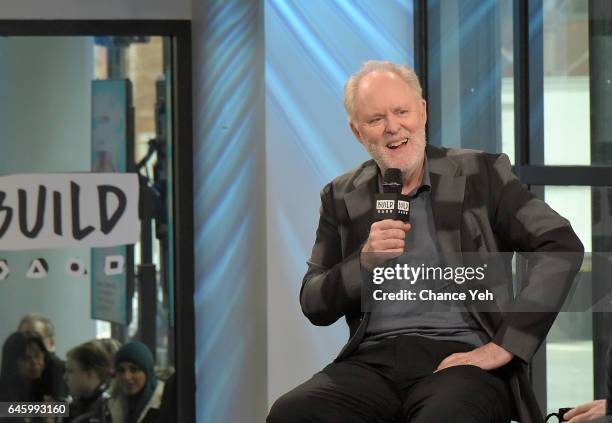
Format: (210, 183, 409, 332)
(382, 168, 403, 194)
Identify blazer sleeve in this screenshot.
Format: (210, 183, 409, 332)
(488, 153, 585, 362)
(299, 183, 363, 326)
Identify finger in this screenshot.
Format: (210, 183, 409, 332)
(376, 249, 404, 255)
(373, 229, 407, 241)
(566, 408, 591, 423)
(435, 361, 456, 372)
(370, 239, 405, 251)
(436, 354, 461, 371)
(567, 413, 588, 423)
(564, 408, 579, 419)
(372, 220, 409, 231)
(565, 403, 592, 419)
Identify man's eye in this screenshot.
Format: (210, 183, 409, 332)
(369, 118, 382, 124)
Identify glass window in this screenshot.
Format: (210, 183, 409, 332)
(0, 35, 176, 415)
(427, 0, 515, 162)
(531, 0, 591, 165)
(532, 185, 612, 414)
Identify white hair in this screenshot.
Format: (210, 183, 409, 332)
(343, 60, 423, 123)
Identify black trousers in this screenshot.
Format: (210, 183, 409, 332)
(267, 335, 514, 423)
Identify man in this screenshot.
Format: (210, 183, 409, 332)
(18, 312, 57, 353)
(18, 312, 68, 399)
(267, 61, 583, 423)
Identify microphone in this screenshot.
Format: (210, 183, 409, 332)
(382, 168, 402, 194)
(374, 168, 410, 222)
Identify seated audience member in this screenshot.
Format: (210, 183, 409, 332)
(18, 312, 68, 399)
(0, 331, 62, 402)
(64, 341, 113, 423)
(564, 348, 612, 422)
(94, 338, 122, 365)
(18, 313, 57, 353)
(108, 341, 164, 423)
(92, 338, 123, 401)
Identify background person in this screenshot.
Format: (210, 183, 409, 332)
(94, 338, 122, 365)
(64, 341, 113, 423)
(108, 341, 164, 423)
(18, 312, 68, 399)
(18, 313, 57, 353)
(0, 331, 62, 402)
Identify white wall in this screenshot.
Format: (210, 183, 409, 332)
(191, 1, 268, 422)
(0, 0, 190, 20)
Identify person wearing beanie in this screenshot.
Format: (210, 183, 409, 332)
(107, 341, 164, 423)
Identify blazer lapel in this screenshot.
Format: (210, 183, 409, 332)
(340, 161, 377, 358)
(427, 147, 466, 256)
(345, 162, 378, 245)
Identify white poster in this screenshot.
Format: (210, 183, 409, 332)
(0, 173, 140, 251)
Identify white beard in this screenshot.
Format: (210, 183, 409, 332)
(363, 130, 427, 180)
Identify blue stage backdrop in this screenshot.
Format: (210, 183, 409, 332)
(193, 1, 414, 421)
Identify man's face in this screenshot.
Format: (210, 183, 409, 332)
(350, 70, 427, 177)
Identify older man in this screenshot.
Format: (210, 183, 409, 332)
(267, 61, 583, 423)
(18, 313, 57, 353)
(18, 312, 68, 400)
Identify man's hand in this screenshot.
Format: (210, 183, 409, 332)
(361, 220, 411, 270)
(362, 220, 411, 253)
(564, 400, 606, 423)
(436, 342, 514, 372)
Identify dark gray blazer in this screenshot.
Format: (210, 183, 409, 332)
(300, 145, 584, 423)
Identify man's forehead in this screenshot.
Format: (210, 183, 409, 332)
(357, 72, 416, 103)
(359, 70, 402, 87)
(361, 70, 417, 94)
(21, 320, 45, 333)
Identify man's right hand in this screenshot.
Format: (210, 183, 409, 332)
(363, 220, 411, 253)
(361, 220, 411, 269)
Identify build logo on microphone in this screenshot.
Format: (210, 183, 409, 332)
(397, 200, 410, 216)
(376, 199, 395, 214)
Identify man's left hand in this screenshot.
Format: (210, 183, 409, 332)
(436, 342, 514, 372)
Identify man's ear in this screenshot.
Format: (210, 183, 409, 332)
(350, 122, 364, 145)
(46, 338, 55, 352)
(420, 98, 427, 125)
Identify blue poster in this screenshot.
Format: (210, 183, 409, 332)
(91, 79, 133, 324)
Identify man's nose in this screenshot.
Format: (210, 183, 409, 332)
(385, 114, 401, 134)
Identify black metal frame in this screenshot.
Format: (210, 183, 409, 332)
(413, 0, 428, 101)
(0, 20, 195, 422)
